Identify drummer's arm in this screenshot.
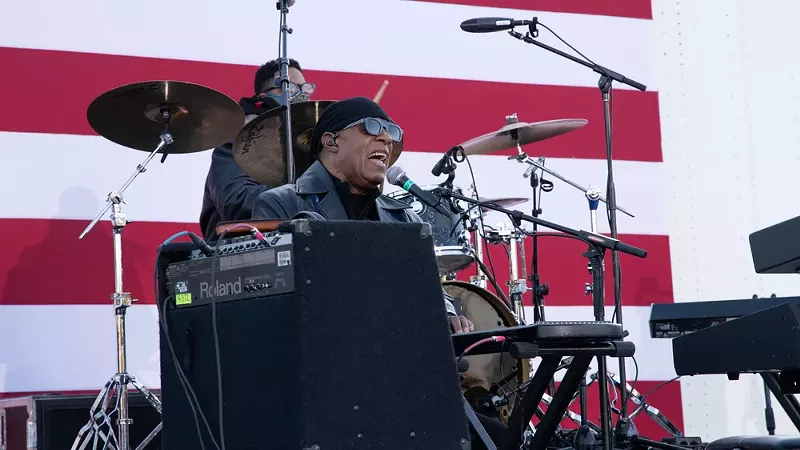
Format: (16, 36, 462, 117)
(210, 145, 269, 221)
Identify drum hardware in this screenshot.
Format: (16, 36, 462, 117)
(586, 372, 684, 439)
(443, 281, 531, 426)
(505, 24, 648, 445)
(465, 193, 488, 289)
(511, 154, 634, 219)
(432, 185, 646, 450)
(386, 182, 475, 275)
(75, 81, 243, 450)
(483, 223, 528, 323)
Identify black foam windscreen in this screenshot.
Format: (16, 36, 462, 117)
(157, 220, 470, 450)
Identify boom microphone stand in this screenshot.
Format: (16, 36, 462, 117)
(507, 20, 647, 444)
(277, 0, 296, 183)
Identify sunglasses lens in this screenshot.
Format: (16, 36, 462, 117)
(364, 118, 382, 136)
(363, 118, 403, 142)
(387, 124, 402, 142)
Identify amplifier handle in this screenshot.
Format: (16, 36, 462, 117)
(215, 220, 284, 237)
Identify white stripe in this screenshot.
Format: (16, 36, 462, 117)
(0, 304, 669, 393)
(0, 131, 667, 235)
(0, 0, 655, 90)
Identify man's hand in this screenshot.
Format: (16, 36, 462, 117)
(450, 315, 474, 334)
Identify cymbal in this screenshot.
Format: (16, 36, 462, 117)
(232, 100, 405, 187)
(459, 118, 588, 156)
(87, 81, 244, 154)
(479, 196, 528, 213)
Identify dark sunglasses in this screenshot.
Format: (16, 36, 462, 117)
(343, 117, 403, 142)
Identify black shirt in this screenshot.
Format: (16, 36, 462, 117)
(325, 168, 381, 220)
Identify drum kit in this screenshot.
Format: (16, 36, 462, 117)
(63, 33, 680, 450)
(64, 72, 684, 449)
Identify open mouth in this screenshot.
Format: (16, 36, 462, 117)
(367, 150, 389, 164)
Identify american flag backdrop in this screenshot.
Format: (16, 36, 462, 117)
(0, 0, 681, 440)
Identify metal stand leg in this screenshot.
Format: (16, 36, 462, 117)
(762, 372, 800, 433)
(73, 132, 172, 450)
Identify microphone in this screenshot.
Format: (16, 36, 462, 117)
(386, 166, 445, 212)
(460, 17, 536, 33)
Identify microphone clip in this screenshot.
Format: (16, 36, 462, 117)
(431, 146, 461, 177)
(528, 17, 539, 38)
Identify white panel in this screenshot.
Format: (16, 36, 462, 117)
(0, 0, 655, 90)
(0, 304, 666, 393)
(654, 0, 800, 441)
(0, 132, 668, 235)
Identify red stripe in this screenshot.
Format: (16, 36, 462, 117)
(415, 0, 653, 20)
(0, 218, 670, 307)
(455, 232, 673, 307)
(0, 47, 662, 162)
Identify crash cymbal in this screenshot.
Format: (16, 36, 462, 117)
(479, 196, 528, 213)
(87, 81, 244, 154)
(460, 118, 588, 156)
(233, 100, 405, 187)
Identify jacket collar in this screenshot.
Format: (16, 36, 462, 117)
(296, 161, 413, 212)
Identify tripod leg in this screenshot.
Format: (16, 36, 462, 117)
(130, 376, 163, 413)
(72, 377, 120, 450)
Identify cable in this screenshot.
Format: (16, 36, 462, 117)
(208, 224, 266, 450)
(456, 336, 506, 368)
(154, 232, 220, 450)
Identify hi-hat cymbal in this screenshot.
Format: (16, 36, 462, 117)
(232, 100, 405, 187)
(460, 118, 588, 156)
(86, 81, 244, 154)
(479, 196, 528, 214)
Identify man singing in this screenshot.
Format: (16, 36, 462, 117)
(199, 58, 313, 241)
(249, 96, 473, 331)
(250, 96, 507, 450)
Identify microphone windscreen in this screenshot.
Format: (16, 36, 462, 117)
(386, 166, 404, 185)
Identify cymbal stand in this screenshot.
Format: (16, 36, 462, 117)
(74, 118, 173, 450)
(276, 0, 296, 183)
(503, 113, 553, 323)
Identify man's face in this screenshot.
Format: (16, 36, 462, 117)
(333, 121, 394, 192)
(268, 67, 306, 96)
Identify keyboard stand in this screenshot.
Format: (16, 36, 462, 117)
(452, 321, 635, 450)
(761, 372, 800, 433)
(463, 396, 497, 450)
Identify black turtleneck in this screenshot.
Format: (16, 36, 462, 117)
(325, 168, 381, 220)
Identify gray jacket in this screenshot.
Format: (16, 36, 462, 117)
(252, 161, 457, 317)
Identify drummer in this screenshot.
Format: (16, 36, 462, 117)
(199, 58, 314, 241)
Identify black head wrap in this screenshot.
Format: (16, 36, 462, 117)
(309, 97, 393, 159)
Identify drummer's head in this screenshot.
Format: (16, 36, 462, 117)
(310, 97, 403, 194)
(253, 58, 315, 105)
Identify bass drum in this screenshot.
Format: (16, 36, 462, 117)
(443, 281, 531, 424)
